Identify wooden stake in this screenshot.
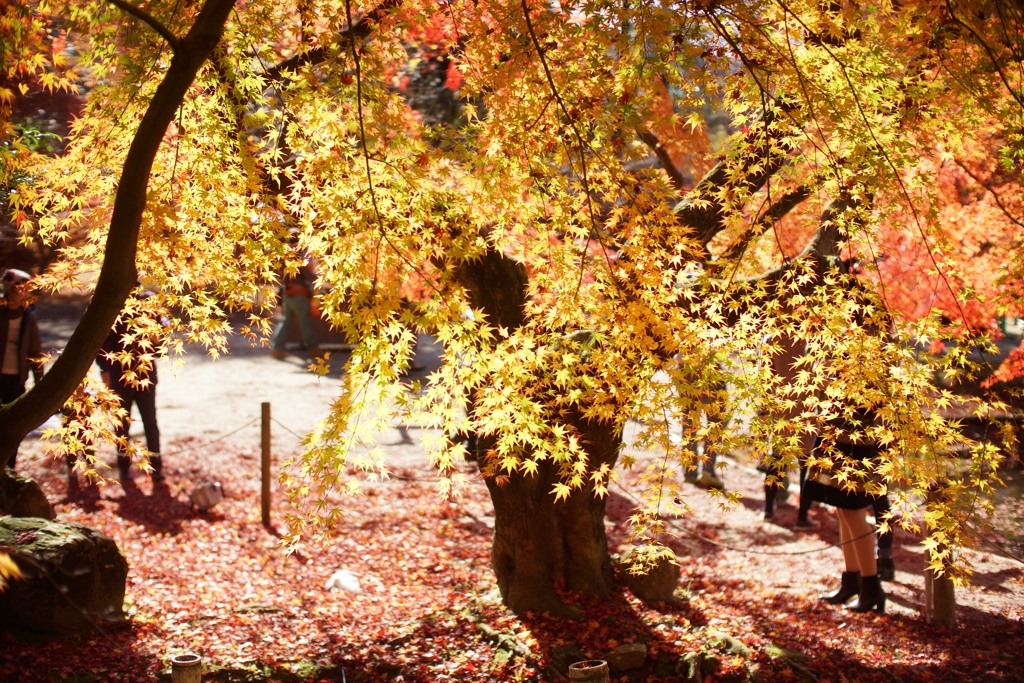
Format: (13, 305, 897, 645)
(261, 402, 271, 527)
(925, 487, 957, 629)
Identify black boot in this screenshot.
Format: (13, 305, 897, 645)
(846, 574, 886, 613)
(877, 557, 895, 582)
(150, 455, 165, 483)
(820, 571, 861, 605)
(763, 485, 777, 521)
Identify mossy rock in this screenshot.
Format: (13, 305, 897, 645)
(604, 642, 647, 673)
(677, 651, 721, 681)
(707, 629, 752, 658)
(0, 516, 128, 635)
(0, 470, 53, 520)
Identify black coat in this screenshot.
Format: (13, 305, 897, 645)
(0, 306, 42, 385)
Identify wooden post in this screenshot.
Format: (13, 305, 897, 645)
(925, 488, 957, 629)
(261, 402, 271, 527)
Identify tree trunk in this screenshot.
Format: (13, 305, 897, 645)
(484, 415, 621, 617)
(455, 248, 623, 615)
(0, 0, 238, 467)
(451, 197, 846, 617)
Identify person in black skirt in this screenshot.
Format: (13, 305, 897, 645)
(802, 410, 888, 614)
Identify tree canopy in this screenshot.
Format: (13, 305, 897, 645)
(3, 0, 1023, 612)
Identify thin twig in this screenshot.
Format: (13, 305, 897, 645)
(520, 0, 620, 298)
(638, 129, 687, 193)
(720, 186, 812, 264)
(954, 158, 1024, 230)
(525, 94, 555, 132)
(775, 0, 970, 331)
(341, 0, 450, 309)
(944, 0, 1024, 111)
(263, 0, 402, 82)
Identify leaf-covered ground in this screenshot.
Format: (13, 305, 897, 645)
(1, 426, 1022, 683)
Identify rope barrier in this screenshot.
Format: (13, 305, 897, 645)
(977, 535, 1024, 566)
(106, 407, 1024, 566)
(261, 415, 452, 483)
(114, 403, 441, 460)
(238, 419, 1023, 563)
(270, 418, 305, 441)
(159, 417, 260, 457)
(610, 479, 878, 556)
(391, 473, 447, 483)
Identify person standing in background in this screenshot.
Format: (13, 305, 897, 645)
(762, 334, 817, 526)
(0, 269, 43, 471)
(97, 291, 167, 483)
(271, 233, 320, 360)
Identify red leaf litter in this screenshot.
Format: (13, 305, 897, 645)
(1, 433, 1022, 683)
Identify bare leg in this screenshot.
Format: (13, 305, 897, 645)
(839, 506, 886, 612)
(821, 508, 862, 604)
(836, 509, 859, 572)
(838, 507, 877, 577)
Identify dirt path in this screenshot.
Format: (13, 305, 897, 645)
(30, 295, 434, 471)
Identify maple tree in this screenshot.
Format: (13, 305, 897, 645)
(2, 0, 1023, 618)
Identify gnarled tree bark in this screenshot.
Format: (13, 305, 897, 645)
(454, 248, 623, 615)
(484, 415, 621, 617)
(451, 127, 851, 615)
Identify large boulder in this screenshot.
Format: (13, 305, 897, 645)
(0, 471, 54, 520)
(614, 548, 681, 604)
(0, 516, 128, 634)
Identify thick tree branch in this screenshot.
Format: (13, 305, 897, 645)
(714, 185, 812, 266)
(212, 55, 289, 197)
(106, 0, 181, 50)
(681, 197, 851, 330)
(0, 0, 238, 466)
(454, 248, 530, 331)
(264, 48, 326, 84)
(251, 0, 402, 198)
(738, 197, 848, 287)
(263, 0, 402, 82)
(674, 112, 796, 256)
(637, 129, 687, 193)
